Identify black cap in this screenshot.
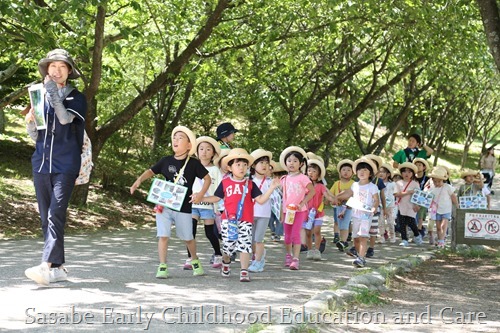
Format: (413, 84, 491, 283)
(216, 122, 238, 140)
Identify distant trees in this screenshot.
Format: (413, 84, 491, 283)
(1, 0, 499, 204)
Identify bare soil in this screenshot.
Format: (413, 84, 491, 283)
(329, 252, 500, 333)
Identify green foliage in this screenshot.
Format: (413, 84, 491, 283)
(352, 288, 387, 306)
(440, 246, 499, 259)
(1, 0, 499, 198)
(246, 323, 268, 333)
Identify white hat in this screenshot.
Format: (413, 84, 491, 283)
(223, 148, 254, 167)
(353, 158, 377, 176)
(214, 149, 229, 168)
(398, 162, 418, 174)
(308, 159, 326, 180)
(279, 146, 307, 171)
(429, 167, 448, 180)
(270, 160, 285, 173)
(413, 158, 430, 171)
(171, 126, 197, 156)
(336, 159, 354, 174)
(195, 136, 221, 158)
(306, 152, 325, 165)
(251, 149, 273, 164)
(460, 169, 478, 179)
(380, 163, 394, 177)
(364, 154, 384, 170)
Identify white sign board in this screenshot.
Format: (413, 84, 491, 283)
(464, 212, 500, 240)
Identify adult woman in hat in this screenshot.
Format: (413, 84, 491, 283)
(24, 49, 87, 285)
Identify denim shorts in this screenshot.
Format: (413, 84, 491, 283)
(192, 207, 215, 220)
(435, 212, 451, 222)
(336, 207, 353, 231)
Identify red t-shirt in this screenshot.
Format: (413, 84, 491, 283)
(214, 177, 262, 222)
(307, 182, 328, 218)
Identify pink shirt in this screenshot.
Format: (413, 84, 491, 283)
(395, 180, 420, 218)
(281, 173, 311, 213)
(308, 182, 328, 218)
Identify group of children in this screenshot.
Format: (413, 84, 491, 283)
(130, 127, 494, 282)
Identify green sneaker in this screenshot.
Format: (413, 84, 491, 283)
(156, 263, 169, 279)
(191, 259, 205, 276)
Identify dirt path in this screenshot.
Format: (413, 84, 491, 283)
(322, 253, 499, 333)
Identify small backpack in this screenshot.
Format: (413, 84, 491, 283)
(75, 130, 93, 185)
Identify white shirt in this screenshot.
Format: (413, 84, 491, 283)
(351, 181, 379, 219)
(384, 181, 396, 208)
(192, 165, 221, 210)
(253, 176, 272, 218)
(429, 184, 455, 214)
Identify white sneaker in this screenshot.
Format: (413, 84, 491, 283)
(414, 235, 423, 245)
(212, 255, 223, 268)
(49, 267, 68, 283)
(313, 249, 322, 261)
(306, 250, 314, 260)
(183, 258, 192, 270)
(25, 264, 50, 286)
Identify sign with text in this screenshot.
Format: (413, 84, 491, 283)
(464, 212, 500, 240)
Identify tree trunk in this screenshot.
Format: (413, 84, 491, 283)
(307, 57, 425, 152)
(0, 108, 4, 133)
(70, 182, 90, 206)
(70, 1, 230, 206)
(0, 60, 21, 84)
(477, 0, 500, 72)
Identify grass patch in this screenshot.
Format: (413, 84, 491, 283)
(290, 324, 319, 333)
(329, 279, 347, 291)
(352, 288, 387, 306)
(246, 323, 268, 333)
(439, 245, 499, 260)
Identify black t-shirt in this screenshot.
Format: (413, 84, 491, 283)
(150, 156, 209, 213)
(415, 175, 429, 190)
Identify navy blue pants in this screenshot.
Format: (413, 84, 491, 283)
(33, 173, 76, 266)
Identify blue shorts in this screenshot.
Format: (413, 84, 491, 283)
(336, 207, 353, 231)
(435, 213, 451, 222)
(302, 218, 323, 229)
(192, 207, 215, 220)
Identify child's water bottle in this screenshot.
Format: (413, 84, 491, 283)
(227, 214, 238, 241)
(304, 208, 316, 230)
(284, 204, 297, 225)
(154, 205, 164, 214)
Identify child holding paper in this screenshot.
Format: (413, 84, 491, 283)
(394, 162, 423, 247)
(130, 126, 211, 279)
(336, 158, 379, 268)
(427, 167, 458, 248)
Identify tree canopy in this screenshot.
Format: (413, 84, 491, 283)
(1, 0, 499, 204)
